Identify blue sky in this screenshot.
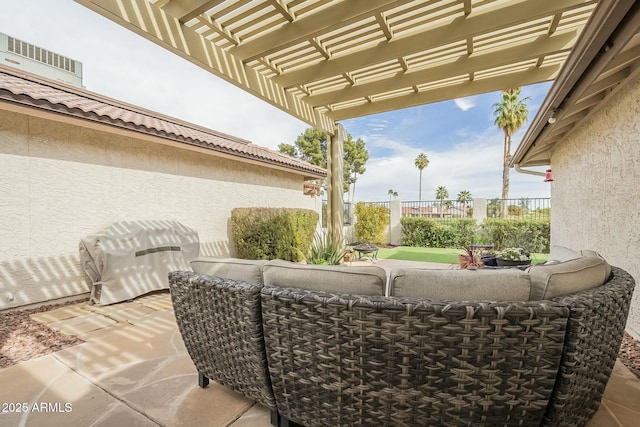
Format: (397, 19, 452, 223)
(1, 0, 552, 202)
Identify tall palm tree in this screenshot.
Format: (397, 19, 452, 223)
(457, 190, 473, 217)
(435, 186, 449, 218)
(414, 153, 429, 202)
(456, 190, 472, 206)
(387, 189, 398, 202)
(493, 88, 530, 217)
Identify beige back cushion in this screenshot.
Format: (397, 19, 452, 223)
(263, 260, 386, 296)
(389, 268, 531, 301)
(527, 256, 611, 300)
(190, 257, 267, 285)
(548, 246, 582, 262)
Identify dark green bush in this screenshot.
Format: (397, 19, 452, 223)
(354, 202, 388, 245)
(482, 218, 550, 253)
(231, 208, 318, 261)
(401, 218, 476, 248)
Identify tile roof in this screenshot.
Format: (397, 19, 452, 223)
(0, 64, 326, 178)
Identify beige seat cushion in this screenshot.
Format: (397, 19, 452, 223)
(527, 256, 611, 300)
(389, 268, 531, 301)
(263, 260, 386, 296)
(190, 257, 267, 285)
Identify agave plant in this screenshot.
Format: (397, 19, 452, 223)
(306, 231, 346, 265)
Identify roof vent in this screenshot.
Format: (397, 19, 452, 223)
(7, 36, 80, 75)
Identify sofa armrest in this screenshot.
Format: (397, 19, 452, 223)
(169, 271, 275, 409)
(543, 266, 635, 426)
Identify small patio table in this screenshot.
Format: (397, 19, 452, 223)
(353, 244, 379, 261)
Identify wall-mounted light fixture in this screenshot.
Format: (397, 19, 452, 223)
(544, 169, 554, 182)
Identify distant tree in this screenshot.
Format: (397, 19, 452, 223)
(456, 190, 472, 207)
(277, 143, 297, 158)
(457, 190, 473, 217)
(487, 198, 501, 218)
(388, 189, 398, 202)
(493, 88, 530, 216)
(436, 186, 449, 218)
(414, 153, 429, 202)
(278, 127, 368, 194)
(519, 197, 530, 214)
(293, 127, 327, 167)
(344, 135, 369, 203)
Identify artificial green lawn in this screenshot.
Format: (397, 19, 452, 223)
(375, 246, 549, 264)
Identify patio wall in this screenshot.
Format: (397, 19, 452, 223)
(550, 72, 640, 339)
(0, 110, 319, 310)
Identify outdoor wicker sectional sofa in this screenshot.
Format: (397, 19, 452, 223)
(168, 249, 635, 427)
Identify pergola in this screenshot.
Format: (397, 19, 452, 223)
(76, 0, 606, 241)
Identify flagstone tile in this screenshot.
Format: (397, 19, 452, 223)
(0, 355, 156, 427)
(30, 303, 93, 324)
(229, 403, 272, 427)
(47, 313, 118, 335)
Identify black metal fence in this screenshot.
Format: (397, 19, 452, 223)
(401, 200, 471, 224)
(485, 198, 550, 221)
(326, 198, 550, 225)
(399, 198, 550, 223)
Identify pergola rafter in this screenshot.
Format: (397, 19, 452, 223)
(78, 0, 597, 134)
(75, 0, 602, 241)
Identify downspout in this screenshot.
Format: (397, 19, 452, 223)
(514, 164, 546, 177)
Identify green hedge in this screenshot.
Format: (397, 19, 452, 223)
(482, 218, 550, 253)
(354, 202, 388, 245)
(401, 218, 476, 248)
(231, 207, 318, 261)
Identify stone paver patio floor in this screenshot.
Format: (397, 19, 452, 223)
(1, 259, 638, 426)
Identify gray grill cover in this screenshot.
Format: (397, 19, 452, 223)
(79, 220, 199, 305)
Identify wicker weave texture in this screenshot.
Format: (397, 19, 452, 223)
(261, 289, 571, 427)
(169, 271, 276, 408)
(543, 266, 636, 426)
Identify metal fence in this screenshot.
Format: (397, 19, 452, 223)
(401, 200, 471, 225)
(327, 198, 550, 225)
(485, 198, 550, 221)
(399, 198, 550, 223)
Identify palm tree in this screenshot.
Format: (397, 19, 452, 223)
(435, 186, 449, 218)
(493, 88, 530, 217)
(457, 190, 472, 217)
(387, 189, 398, 202)
(414, 153, 429, 202)
(456, 190, 472, 207)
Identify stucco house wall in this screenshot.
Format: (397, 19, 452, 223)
(0, 109, 320, 310)
(550, 72, 640, 339)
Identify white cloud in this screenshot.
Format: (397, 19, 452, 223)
(454, 97, 476, 111)
(353, 128, 550, 202)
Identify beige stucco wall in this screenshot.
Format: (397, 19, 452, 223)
(550, 72, 640, 339)
(0, 110, 320, 309)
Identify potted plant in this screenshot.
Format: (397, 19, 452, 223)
(459, 246, 483, 270)
(496, 247, 531, 267)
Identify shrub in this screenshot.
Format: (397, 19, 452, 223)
(482, 218, 550, 253)
(507, 205, 523, 216)
(401, 217, 476, 248)
(354, 202, 388, 245)
(231, 208, 318, 261)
